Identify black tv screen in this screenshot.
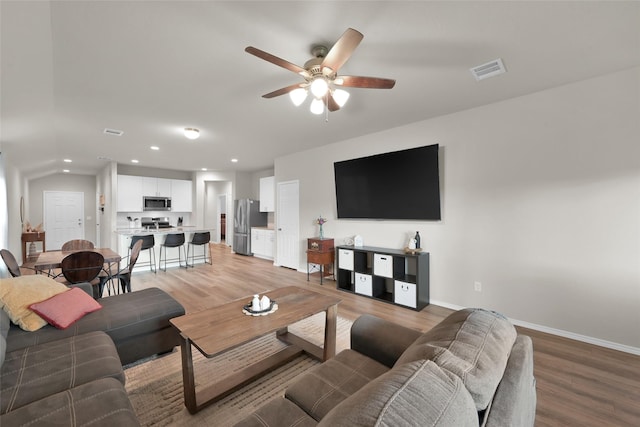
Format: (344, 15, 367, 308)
(334, 144, 441, 220)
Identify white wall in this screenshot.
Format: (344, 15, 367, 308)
(276, 67, 640, 350)
(28, 173, 98, 245)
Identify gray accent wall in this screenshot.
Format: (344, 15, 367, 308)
(276, 67, 640, 350)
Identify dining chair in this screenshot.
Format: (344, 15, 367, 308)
(1, 249, 24, 277)
(61, 239, 95, 251)
(186, 231, 212, 267)
(99, 239, 142, 296)
(60, 251, 104, 285)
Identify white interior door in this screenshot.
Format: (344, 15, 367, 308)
(276, 180, 299, 270)
(44, 191, 84, 250)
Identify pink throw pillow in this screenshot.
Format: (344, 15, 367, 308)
(29, 287, 102, 329)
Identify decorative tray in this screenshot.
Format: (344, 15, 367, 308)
(242, 300, 278, 316)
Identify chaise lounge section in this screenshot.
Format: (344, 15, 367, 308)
(0, 282, 185, 426)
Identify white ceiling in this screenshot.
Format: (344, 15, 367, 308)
(2, 1, 639, 179)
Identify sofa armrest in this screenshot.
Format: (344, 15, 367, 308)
(350, 314, 422, 368)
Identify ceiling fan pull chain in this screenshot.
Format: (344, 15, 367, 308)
(325, 94, 329, 123)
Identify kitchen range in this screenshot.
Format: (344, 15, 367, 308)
(141, 217, 173, 230)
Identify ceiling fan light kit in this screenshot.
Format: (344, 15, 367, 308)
(245, 28, 395, 116)
(183, 128, 200, 140)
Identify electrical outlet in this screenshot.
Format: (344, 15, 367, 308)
(474, 281, 482, 292)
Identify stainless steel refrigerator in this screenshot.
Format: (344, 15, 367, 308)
(233, 199, 267, 255)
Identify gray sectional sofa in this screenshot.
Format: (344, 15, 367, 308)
(236, 308, 537, 427)
(0, 286, 185, 426)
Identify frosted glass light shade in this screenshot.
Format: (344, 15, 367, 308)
(184, 128, 200, 140)
(310, 98, 324, 115)
(289, 88, 308, 106)
(310, 78, 329, 98)
(333, 89, 350, 107)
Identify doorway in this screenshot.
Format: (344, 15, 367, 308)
(43, 191, 85, 250)
(218, 193, 228, 245)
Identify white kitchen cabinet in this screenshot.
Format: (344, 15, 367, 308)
(259, 176, 275, 212)
(142, 177, 171, 197)
(171, 179, 192, 212)
(117, 175, 143, 212)
(251, 228, 274, 260)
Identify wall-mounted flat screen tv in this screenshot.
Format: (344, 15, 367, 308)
(334, 144, 441, 220)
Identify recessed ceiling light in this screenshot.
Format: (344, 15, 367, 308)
(131, 159, 139, 163)
(231, 158, 238, 163)
(150, 146, 160, 151)
(63, 169, 70, 173)
(184, 128, 200, 140)
(63, 159, 72, 163)
(201, 168, 207, 171)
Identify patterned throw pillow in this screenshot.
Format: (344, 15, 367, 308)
(30, 287, 102, 329)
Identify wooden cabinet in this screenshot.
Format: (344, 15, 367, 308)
(259, 176, 275, 212)
(171, 179, 192, 212)
(307, 238, 335, 285)
(336, 245, 429, 310)
(117, 175, 143, 212)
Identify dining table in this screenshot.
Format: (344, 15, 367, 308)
(33, 248, 123, 294)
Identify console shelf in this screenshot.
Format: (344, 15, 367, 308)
(335, 245, 429, 311)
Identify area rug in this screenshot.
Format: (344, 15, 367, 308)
(125, 313, 352, 426)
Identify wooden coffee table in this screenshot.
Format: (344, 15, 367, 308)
(169, 286, 341, 414)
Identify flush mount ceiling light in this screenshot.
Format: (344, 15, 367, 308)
(184, 128, 200, 140)
(246, 28, 395, 117)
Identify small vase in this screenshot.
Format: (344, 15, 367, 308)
(319, 224, 324, 239)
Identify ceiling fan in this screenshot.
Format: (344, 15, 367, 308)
(245, 28, 395, 115)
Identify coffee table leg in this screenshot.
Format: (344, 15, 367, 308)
(178, 334, 198, 414)
(323, 304, 338, 361)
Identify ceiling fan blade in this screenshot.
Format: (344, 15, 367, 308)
(326, 94, 340, 112)
(262, 83, 304, 99)
(321, 28, 363, 73)
(245, 46, 306, 75)
(336, 75, 396, 89)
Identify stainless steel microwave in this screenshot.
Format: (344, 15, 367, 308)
(143, 196, 171, 211)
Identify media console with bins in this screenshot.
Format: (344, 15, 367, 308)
(336, 245, 429, 310)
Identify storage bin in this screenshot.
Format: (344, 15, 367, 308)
(394, 280, 417, 308)
(373, 253, 393, 278)
(338, 249, 354, 270)
(354, 273, 373, 296)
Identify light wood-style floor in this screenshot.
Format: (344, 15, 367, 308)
(130, 243, 639, 427)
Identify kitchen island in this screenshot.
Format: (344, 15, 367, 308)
(115, 227, 212, 271)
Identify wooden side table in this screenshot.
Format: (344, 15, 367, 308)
(21, 232, 46, 261)
(307, 238, 335, 285)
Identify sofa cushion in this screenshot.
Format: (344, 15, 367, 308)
(0, 276, 69, 331)
(0, 377, 140, 426)
(318, 359, 478, 427)
(1, 331, 124, 414)
(285, 349, 389, 421)
(234, 396, 317, 427)
(29, 287, 103, 329)
(395, 308, 517, 410)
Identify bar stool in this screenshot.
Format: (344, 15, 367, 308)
(159, 233, 187, 271)
(130, 235, 156, 274)
(186, 231, 212, 267)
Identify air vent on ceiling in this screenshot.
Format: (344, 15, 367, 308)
(103, 128, 124, 136)
(470, 58, 506, 81)
(97, 156, 112, 161)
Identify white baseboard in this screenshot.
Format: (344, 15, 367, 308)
(430, 299, 640, 356)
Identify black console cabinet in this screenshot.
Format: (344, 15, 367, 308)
(335, 245, 429, 310)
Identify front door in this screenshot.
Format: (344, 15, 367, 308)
(43, 191, 84, 250)
(276, 180, 299, 270)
